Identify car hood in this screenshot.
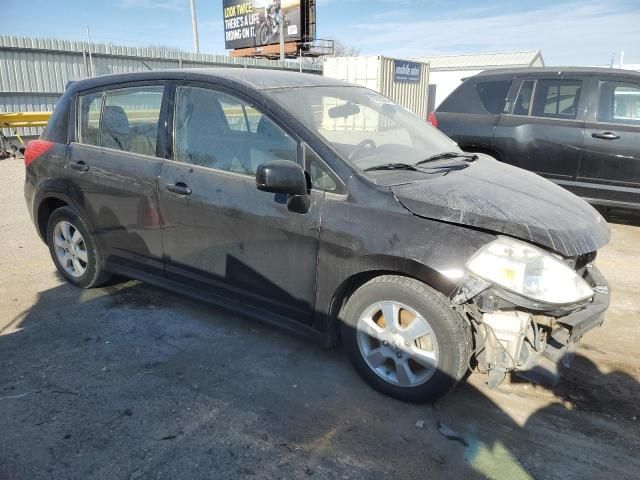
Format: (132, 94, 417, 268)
(387, 157, 610, 257)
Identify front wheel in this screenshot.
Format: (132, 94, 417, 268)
(341, 275, 471, 403)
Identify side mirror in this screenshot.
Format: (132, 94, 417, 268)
(256, 160, 307, 195)
(256, 160, 310, 214)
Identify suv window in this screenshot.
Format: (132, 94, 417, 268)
(513, 80, 534, 116)
(597, 80, 640, 125)
(531, 80, 582, 119)
(99, 86, 164, 156)
(476, 80, 512, 115)
(174, 86, 297, 175)
(77, 92, 103, 146)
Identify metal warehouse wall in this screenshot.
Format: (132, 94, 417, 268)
(0, 35, 322, 137)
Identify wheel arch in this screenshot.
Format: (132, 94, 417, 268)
(322, 256, 458, 347)
(36, 195, 70, 242)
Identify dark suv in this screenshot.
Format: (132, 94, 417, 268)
(430, 67, 640, 211)
(25, 68, 610, 402)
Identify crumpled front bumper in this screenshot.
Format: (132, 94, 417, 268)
(517, 265, 610, 385)
(555, 265, 610, 341)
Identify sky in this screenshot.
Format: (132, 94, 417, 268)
(2, 0, 639, 66)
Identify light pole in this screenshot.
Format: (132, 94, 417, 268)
(189, 0, 200, 53)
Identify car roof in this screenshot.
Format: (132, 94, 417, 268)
(471, 66, 640, 80)
(67, 67, 352, 92)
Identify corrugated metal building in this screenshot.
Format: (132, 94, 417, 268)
(0, 35, 322, 137)
(415, 50, 544, 110)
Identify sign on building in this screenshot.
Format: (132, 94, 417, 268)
(393, 60, 422, 83)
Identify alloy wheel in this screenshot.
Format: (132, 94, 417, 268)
(356, 301, 440, 387)
(53, 220, 88, 278)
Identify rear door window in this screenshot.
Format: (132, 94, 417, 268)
(597, 80, 640, 125)
(99, 86, 164, 156)
(77, 92, 103, 146)
(476, 80, 512, 114)
(531, 80, 583, 119)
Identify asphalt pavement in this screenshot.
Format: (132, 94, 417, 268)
(1, 156, 639, 479)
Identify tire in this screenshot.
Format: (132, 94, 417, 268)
(341, 275, 471, 403)
(46, 206, 111, 288)
(258, 25, 269, 45)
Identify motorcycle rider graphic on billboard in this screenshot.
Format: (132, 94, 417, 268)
(222, 0, 303, 50)
(256, 0, 282, 45)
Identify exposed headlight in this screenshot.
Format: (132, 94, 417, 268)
(466, 237, 594, 305)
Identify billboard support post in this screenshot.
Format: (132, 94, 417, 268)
(190, 0, 200, 53)
(279, 14, 285, 61)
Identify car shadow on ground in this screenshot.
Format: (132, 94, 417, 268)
(1, 280, 639, 479)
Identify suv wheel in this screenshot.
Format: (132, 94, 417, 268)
(46, 206, 110, 288)
(341, 275, 471, 403)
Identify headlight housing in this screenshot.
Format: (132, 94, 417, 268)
(466, 237, 594, 305)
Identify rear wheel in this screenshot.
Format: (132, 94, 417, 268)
(46, 206, 110, 288)
(341, 275, 471, 402)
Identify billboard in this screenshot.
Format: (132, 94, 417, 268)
(223, 0, 303, 50)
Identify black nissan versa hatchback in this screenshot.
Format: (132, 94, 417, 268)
(25, 69, 611, 402)
(430, 67, 640, 212)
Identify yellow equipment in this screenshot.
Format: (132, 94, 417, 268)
(0, 111, 52, 145)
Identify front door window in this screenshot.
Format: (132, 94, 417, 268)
(173, 86, 297, 175)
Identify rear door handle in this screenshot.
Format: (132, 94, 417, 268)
(591, 131, 620, 140)
(70, 161, 89, 172)
(166, 182, 192, 196)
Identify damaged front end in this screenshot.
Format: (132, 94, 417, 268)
(451, 238, 610, 388)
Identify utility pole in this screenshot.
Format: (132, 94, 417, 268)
(85, 24, 94, 77)
(279, 11, 285, 61)
(189, 0, 200, 53)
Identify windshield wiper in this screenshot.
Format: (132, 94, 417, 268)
(364, 163, 418, 172)
(415, 151, 478, 166)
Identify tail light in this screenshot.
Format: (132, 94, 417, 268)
(23, 140, 54, 167)
(427, 111, 438, 128)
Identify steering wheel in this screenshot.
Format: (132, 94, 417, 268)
(348, 139, 377, 161)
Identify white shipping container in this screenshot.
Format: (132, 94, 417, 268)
(323, 56, 430, 120)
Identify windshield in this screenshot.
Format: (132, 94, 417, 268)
(267, 86, 461, 171)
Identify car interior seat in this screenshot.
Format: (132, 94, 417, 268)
(179, 89, 247, 171)
(101, 106, 131, 151)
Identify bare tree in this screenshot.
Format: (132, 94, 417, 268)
(332, 40, 361, 57)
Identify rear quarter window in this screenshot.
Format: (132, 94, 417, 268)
(438, 78, 511, 115)
(476, 80, 512, 114)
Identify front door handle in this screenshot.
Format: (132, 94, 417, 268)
(166, 182, 192, 196)
(70, 161, 89, 172)
(592, 131, 620, 140)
